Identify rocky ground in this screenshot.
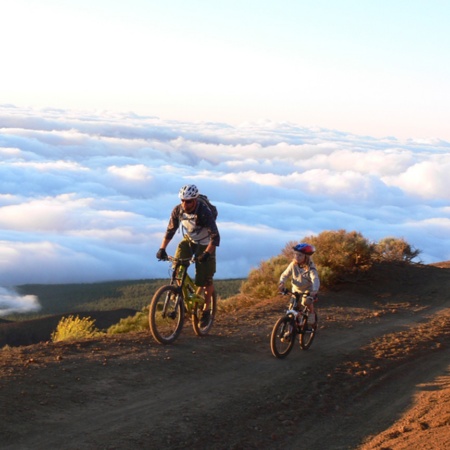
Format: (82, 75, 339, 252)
(0, 262, 449, 449)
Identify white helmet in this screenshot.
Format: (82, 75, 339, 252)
(178, 184, 199, 200)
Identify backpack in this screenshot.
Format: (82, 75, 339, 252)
(197, 194, 218, 220)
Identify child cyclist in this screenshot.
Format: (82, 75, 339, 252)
(278, 243, 320, 325)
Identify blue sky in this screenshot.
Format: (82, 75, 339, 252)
(2, 0, 450, 139)
(1, 1, 450, 313)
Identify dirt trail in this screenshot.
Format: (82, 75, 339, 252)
(1, 263, 450, 449)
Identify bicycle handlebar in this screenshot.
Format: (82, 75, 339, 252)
(158, 255, 197, 264)
(279, 289, 311, 295)
(279, 289, 316, 299)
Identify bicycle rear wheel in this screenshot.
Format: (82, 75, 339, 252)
(149, 285, 184, 344)
(299, 315, 318, 350)
(270, 316, 296, 358)
(192, 290, 217, 336)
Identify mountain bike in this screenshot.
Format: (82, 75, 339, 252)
(270, 290, 318, 358)
(149, 256, 217, 344)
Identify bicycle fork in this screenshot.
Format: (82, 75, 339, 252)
(280, 311, 298, 342)
(163, 289, 182, 319)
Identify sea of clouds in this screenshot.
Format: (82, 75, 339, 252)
(1, 104, 450, 299)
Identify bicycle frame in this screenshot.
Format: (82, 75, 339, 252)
(287, 295, 310, 329)
(286, 297, 301, 324)
(169, 257, 205, 316)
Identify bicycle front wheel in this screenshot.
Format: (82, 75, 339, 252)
(192, 290, 217, 336)
(299, 315, 318, 350)
(149, 285, 184, 344)
(270, 316, 296, 358)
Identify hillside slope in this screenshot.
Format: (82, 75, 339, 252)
(1, 262, 449, 449)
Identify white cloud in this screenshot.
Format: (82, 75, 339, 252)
(385, 158, 450, 200)
(1, 105, 450, 290)
(0, 147, 22, 157)
(0, 287, 40, 316)
(107, 164, 153, 181)
(12, 160, 86, 172)
(0, 195, 93, 232)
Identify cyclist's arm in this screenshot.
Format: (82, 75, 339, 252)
(310, 265, 320, 295)
(159, 237, 171, 250)
(163, 205, 182, 243)
(205, 243, 216, 254)
(196, 202, 220, 247)
(279, 261, 294, 286)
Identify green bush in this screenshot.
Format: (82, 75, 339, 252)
(241, 254, 289, 298)
(107, 309, 149, 334)
(51, 315, 103, 342)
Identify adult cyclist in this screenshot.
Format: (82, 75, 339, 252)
(156, 184, 220, 327)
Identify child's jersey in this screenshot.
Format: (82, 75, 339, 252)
(279, 260, 320, 293)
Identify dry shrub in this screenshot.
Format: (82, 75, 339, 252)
(107, 309, 149, 334)
(374, 237, 421, 263)
(246, 230, 420, 296)
(219, 293, 261, 313)
(241, 255, 290, 299)
(51, 315, 102, 342)
(280, 230, 374, 287)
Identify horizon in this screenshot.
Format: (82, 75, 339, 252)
(2, 1, 450, 312)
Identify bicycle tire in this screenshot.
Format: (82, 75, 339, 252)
(270, 316, 296, 358)
(149, 285, 184, 344)
(192, 290, 217, 336)
(299, 314, 318, 350)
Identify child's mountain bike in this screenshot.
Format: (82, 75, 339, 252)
(270, 290, 318, 358)
(149, 256, 217, 344)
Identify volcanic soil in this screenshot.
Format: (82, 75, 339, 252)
(1, 262, 449, 449)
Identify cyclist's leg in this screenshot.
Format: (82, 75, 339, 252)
(195, 246, 216, 327)
(202, 278, 215, 308)
(194, 245, 216, 309)
(301, 293, 316, 324)
(174, 237, 194, 260)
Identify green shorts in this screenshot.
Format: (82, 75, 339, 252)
(175, 238, 216, 287)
